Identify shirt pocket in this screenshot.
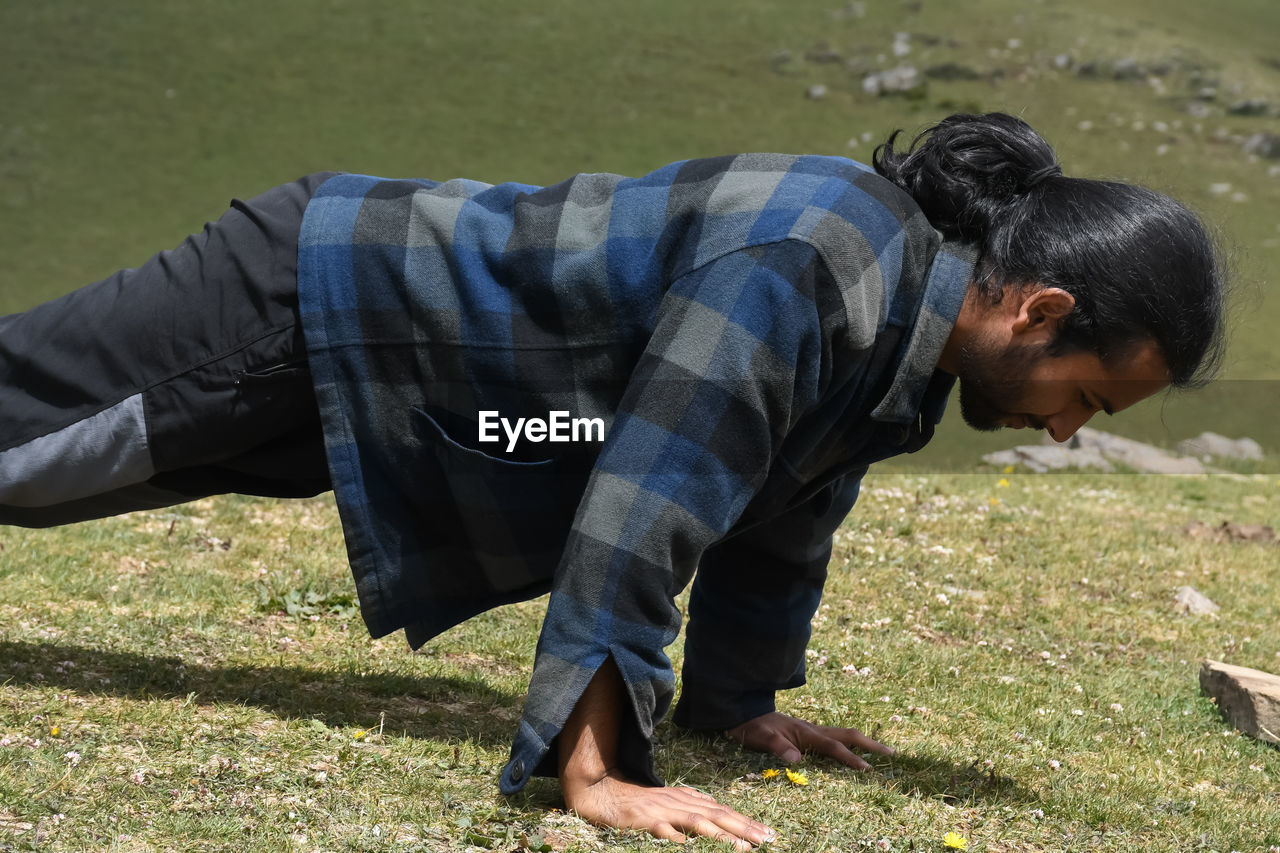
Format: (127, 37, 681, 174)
(408, 407, 581, 594)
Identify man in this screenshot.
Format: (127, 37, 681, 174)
(0, 114, 1224, 848)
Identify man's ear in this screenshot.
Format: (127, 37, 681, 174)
(1010, 287, 1075, 337)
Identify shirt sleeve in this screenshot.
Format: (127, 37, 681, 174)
(671, 471, 865, 731)
(499, 239, 840, 793)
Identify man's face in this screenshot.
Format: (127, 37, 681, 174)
(955, 334, 1171, 443)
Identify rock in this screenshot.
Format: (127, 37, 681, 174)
(1053, 427, 1206, 474)
(1052, 53, 1074, 71)
(982, 445, 1112, 474)
(1173, 585, 1219, 615)
(924, 62, 982, 81)
(861, 65, 922, 96)
(1228, 98, 1270, 116)
(1243, 132, 1280, 159)
(1199, 660, 1280, 744)
(1112, 57, 1144, 80)
(806, 84, 829, 100)
(985, 428, 1212, 475)
(1177, 431, 1264, 461)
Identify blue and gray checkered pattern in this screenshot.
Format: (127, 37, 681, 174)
(295, 154, 976, 792)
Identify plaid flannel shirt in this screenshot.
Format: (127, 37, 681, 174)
(296, 155, 976, 792)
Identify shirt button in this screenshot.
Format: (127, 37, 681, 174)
(508, 758, 526, 783)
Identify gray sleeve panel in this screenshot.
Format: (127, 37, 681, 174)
(0, 393, 154, 507)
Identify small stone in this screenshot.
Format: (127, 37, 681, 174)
(1174, 585, 1219, 615)
(806, 84, 829, 100)
(1228, 99, 1269, 116)
(1199, 660, 1280, 744)
(862, 65, 922, 96)
(1208, 182, 1233, 196)
(1113, 57, 1143, 80)
(1243, 132, 1280, 159)
(1052, 53, 1074, 70)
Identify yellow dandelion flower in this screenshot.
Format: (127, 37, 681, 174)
(49, 726, 60, 738)
(943, 831, 968, 849)
(997, 478, 1010, 488)
(352, 729, 367, 741)
(785, 769, 808, 786)
(989, 497, 1001, 506)
(761, 768, 781, 779)
(1002, 465, 1015, 474)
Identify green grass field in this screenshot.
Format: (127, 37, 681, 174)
(2, 472, 1278, 851)
(2, 1, 1279, 850)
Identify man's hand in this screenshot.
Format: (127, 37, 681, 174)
(562, 768, 775, 851)
(726, 711, 894, 770)
(559, 657, 775, 850)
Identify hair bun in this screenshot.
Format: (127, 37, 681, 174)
(872, 112, 1061, 239)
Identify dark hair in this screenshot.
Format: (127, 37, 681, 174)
(873, 112, 1227, 388)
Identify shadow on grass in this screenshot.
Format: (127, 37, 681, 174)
(0, 640, 520, 746)
(664, 729, 1031, 808)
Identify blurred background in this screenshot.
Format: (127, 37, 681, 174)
(2, 0, 1277, 468)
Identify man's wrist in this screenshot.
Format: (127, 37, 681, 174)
(557, 657, 624, 789)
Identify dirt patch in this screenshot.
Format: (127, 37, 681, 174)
(1184, 520, 1278, 546)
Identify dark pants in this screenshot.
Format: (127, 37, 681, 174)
(0, 173, 339, 527)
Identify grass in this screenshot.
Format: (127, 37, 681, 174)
(2, 1, 1280, 850)
(2, 470, 1278, 851)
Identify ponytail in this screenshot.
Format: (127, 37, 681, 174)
(873, 112, 1228, 389)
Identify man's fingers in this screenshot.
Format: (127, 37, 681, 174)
(668, 796, 775, 846)
(650, 822, 688, 845)
(604, 780, 774, 848)
(807, 734, 871, 771)
(673, 810, 760, 852)
(754, 729, 802, 763)
(820, 725, 896, 756)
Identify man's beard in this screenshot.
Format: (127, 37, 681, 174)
(954, 336, 1049, 432)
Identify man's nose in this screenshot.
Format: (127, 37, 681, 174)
(1043, 408, 1095, 443)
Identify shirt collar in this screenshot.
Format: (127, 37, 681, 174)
(871, 236, 978, 424)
